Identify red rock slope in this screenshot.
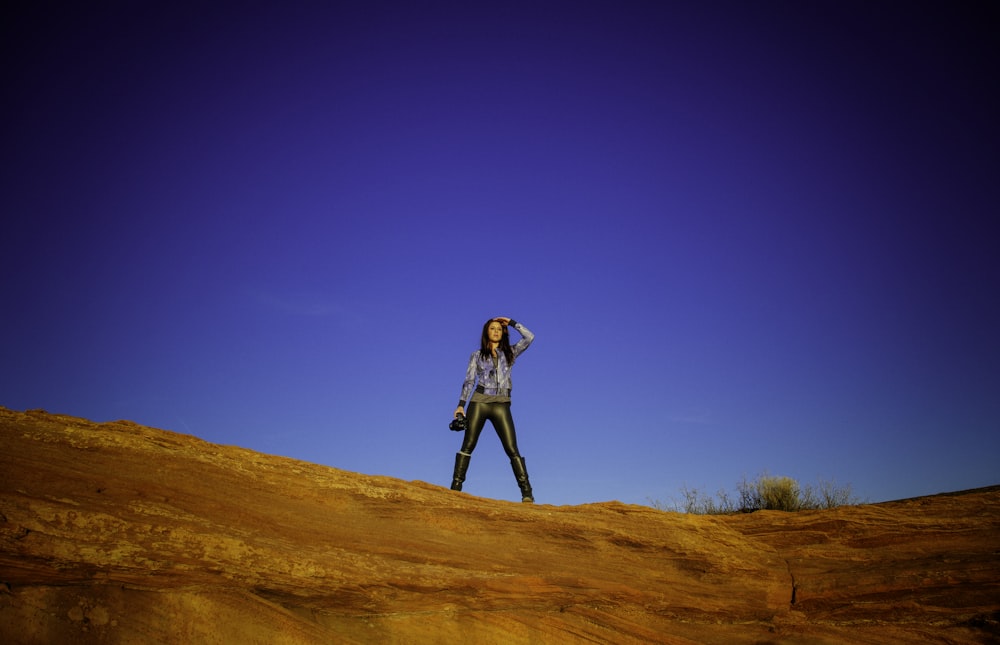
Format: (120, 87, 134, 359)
(1, 407, 997, 644)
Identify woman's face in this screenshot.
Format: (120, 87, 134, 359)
(487, 321, 504, 343)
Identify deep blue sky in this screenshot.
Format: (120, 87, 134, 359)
(4, 2, 998, 506)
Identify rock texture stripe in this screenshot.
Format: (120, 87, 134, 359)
(1, 407, 998, 644)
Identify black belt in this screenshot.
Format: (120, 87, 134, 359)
(475, 386, 510, 396)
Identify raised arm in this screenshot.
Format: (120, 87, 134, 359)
(506, 319, 533, 357)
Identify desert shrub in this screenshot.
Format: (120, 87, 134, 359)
(755, 475, 801, 511)
(650, 474, 862, 514)
(672, 485, 737, 514)
(813, 479, 858, 508)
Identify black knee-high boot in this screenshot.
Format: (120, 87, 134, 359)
(451, 452, 471, 491)
(510, 456, 534, 503)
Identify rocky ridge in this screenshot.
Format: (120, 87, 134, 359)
(1, 407, 998, 643)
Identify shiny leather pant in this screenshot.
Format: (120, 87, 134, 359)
(460, 401, 521, 458)
(453, 401, 533, 501)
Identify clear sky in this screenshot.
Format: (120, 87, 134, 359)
(4, 2, 998, 507)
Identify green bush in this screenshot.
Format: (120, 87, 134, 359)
(651, 474, 862, 514)
(755, 475, 801, 511)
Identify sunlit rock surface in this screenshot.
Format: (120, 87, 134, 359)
(2, 407, 998, 644)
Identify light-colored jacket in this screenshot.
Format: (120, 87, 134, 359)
(458, 321, 534, 405)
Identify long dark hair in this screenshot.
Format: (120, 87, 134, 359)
(479, 319, 514, 364)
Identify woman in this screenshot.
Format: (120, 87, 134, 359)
(451, 316, 535, 502)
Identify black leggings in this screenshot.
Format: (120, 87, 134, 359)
(460, 401, 521, 458)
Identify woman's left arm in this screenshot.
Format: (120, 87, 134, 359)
(508, 319, 534, 356)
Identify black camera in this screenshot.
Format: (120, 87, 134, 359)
(449, 415, 467, 432)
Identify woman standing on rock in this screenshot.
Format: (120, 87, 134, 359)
(451, 317, 535, 502)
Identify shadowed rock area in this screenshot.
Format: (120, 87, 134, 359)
(2, 407, 998, 644)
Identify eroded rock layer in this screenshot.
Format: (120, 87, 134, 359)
(1, 407, 997, 643)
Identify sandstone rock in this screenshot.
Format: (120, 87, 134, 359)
(1, 407, 997, 643)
